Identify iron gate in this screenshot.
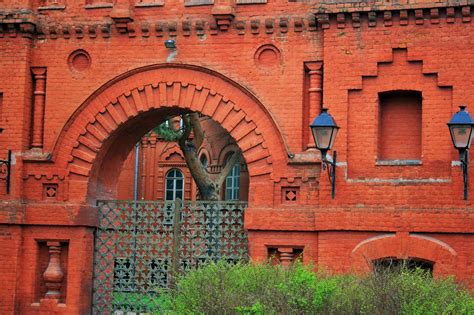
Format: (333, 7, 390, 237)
(91, 199, 248, 314)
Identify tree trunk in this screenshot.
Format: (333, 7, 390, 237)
(178, 113, 241, 201)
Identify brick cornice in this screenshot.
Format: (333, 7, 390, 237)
(0, 9, 36, 38)
(1, 4, 472, 39)
(314, 4, 473, 29)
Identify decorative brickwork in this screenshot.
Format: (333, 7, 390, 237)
(53, 64, 285, 202)
(31, 67, 47, 150)
(1, 0, 474, 313)
(43, 184, 58, 200)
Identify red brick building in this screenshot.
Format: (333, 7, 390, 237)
(1, 0, 474, 313)
(116, 117, 250, 201)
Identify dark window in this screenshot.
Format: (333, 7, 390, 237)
(165, 169, 184, 201)
(373, 257, 433, 275)
(200, 154, 208, 168)
(224, 154, 240, 200)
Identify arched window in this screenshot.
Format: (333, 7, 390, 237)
(224, 154, 240, 200)
(373, 257, 433, 275)
(165, 169, 184, 201)
(200, 154, 208, 168)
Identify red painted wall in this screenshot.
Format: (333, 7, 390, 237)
(1, 0, 474, 313)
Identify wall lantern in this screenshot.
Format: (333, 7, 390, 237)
(164, 39, 176, 49)
(447, 105, 474, 200)
(310, 108, 340, 199)
(0, 150, 12, 194)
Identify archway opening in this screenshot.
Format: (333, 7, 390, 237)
(91, 110, 250, 313)
(88, 109, 249, 203)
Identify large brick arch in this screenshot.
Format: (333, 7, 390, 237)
(350, 233, 457, 276)
(53, 64, 287, 201)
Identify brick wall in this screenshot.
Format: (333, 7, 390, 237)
(1, 1, 474, 313)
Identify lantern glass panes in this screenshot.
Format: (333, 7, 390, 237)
(310, 108, 340, 152)
(449, 125, 473, 150)
(311, 126, 338, 151)
(447, 105, 474, 151)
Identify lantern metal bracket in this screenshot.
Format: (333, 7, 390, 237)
(459, 149, 469, 200)
(321, 150, 337, 199)
(0, 150, 12, 194)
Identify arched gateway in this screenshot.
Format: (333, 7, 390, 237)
(53, 64, 287, 203)
(50, 64, 288, 313)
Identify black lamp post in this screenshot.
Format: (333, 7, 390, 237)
(447, 105, 474, 200)
(310, 108, 340, 199)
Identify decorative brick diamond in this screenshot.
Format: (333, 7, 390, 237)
(282, 187, 299, 203)
(43, 184, 58, 199)
(285, 190, 296, 201)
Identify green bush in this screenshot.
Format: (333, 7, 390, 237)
(324, 267, 474, 315)
(158, 261, 333, 314)
(157, 261, 474, 315)
(112, 291, 169, 312)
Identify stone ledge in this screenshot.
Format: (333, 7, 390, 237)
(245, 206, 474, 233)
(135, 1, 164, 7)
(0, 203, 98, 227)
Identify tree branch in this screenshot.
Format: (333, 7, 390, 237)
(178, 113, 220, 200)
(189, 112, 205, 149)
(217, 151, 242, 188)
(178, 114, 192, 150)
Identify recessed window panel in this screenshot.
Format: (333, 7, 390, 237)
(378, 91, 422, 161)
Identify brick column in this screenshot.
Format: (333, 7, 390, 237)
(31, 67, 47, 149)
(305, 62, 323, 149)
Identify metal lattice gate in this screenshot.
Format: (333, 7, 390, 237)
(91, 200, 248, 314)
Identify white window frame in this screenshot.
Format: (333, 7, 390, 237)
(165, 168, 184, 201)
(224, 155, 240, 201)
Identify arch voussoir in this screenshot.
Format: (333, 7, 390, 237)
(212, 101, 234, 124)
(105, 103, 126, 126)
(201, 93, 222, 117)
(221, 109, 247, 133)
(190, 88, 210, 113)
(183, 84, 197, 109)
(54, 64, 288, 200)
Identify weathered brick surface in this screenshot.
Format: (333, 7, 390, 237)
(1, 0, 474, 312)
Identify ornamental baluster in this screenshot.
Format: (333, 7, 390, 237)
(278, 247, 295, 267)
(43, 241, 64, 300)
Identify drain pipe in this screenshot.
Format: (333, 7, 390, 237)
(131, 142, 140, 290)
(133, 142, 139, 201)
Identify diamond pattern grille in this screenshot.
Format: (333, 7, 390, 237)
(92, 200, 248, 314)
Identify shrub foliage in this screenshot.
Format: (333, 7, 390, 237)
(156, 261, 474, 314)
